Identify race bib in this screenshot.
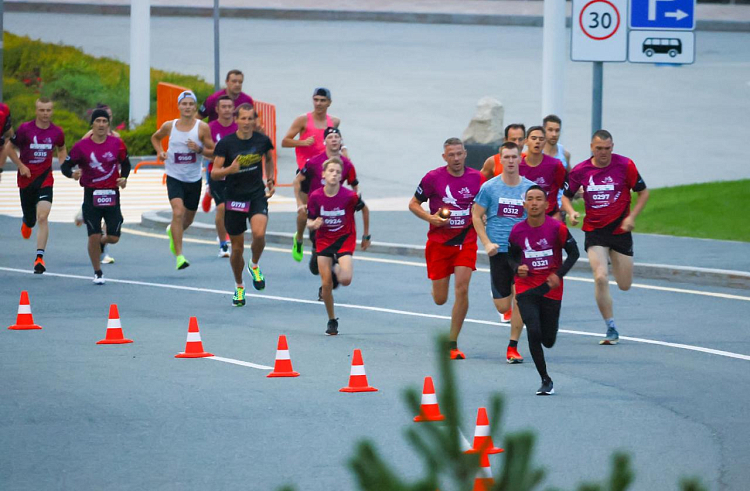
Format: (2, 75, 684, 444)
(497, 197, 524, 218)
(447, 208, 470, 229)
(523, 249, 553, 271)
(174, 152, 197, 164)
(226, 200, 250, 213)
(93, 189, 117, 208)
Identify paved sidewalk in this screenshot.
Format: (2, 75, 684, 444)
(7, 0, 750, 31)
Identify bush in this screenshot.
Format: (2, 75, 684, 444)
(2, 32, 215, 154)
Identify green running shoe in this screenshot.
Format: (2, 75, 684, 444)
(248, 264, 265, 290)
(233, 286, 246, 307)
(176, 254, 190, 270)
(292, 232, 304, 262)
(166, 224, 176, 256)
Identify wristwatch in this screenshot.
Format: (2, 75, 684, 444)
(362, 235, 371, 240)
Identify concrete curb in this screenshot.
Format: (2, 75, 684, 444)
(140, 211, 750, 290)
(6, 2, 750, 32)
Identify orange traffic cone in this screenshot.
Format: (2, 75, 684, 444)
(467, 407, 504, 457)
(472, 454, 494, 491)
(175, 317, 214, 358)
(97, 304, 133, 344)
(267, 335, 300, 378)
(8, 291, 42, 330)
(414, 376, 445, 422)
(340, 349, 378, 392)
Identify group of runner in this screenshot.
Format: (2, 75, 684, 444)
(411, 120, 648, 395)
(1, 74, 649, 394)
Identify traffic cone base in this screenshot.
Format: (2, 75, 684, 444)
(414, 376, 445, 422)
(175, 351, 214, 358)
(97, 304, 133, 344)
(340, 349, 378, 392)
(267, 335, 300, 377)
(175, 317, 213, 358)
(97, 338, 134, 345)
(340, 385, 378, 393)
(8, 291, 42, 330)
(467, 407, 504, 456)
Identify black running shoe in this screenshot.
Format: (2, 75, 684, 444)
(332, 271, 339, 290)
(309, 251, 319, 275)
(536, 378, 554, 396)
(326, 318, 339, 336)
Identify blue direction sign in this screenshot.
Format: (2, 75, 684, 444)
(630, 0, 696, 30)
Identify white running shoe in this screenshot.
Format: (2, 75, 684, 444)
(93, 273, 105, 285)
(218, 242, 230, 258)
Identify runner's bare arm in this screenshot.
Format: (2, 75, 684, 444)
(281, 115, 311, 148)
(150, 121, 173, 160)
(293, 172, 307, 211)
(360, 203, 371, 251)
(332, 117, 341, 128)
(264, 150, 275, 198)
(408, 196, 448, 227)
(471, 203, 498, 256)
(480, 156, 495, 181)
(621, 188, 649, 232)
(307, 216, 323, 230)
(210, 155, 233, 179)
(560, 194, 579, 225)
(55, 144, 68, 165)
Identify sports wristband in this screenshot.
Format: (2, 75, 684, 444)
(362, 235, 371, 241)
(267, 178, 275, 185)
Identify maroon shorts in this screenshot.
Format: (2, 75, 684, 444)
(425, 239, 477, 281)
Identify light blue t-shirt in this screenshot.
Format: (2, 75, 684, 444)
(474, 175, 536, 252)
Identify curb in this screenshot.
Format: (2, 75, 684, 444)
(6, 2, 750, 32)
(140, 211, 750, 290)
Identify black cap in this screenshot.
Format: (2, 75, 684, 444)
(90, 108, 110, 124)
(313, 87, 331, 99)
(323, 127, 341, 139)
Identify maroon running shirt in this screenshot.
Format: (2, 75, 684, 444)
(207, 119, 238, 173)
(11, 120, 65, 189)
(414, 166, 483, 246)
(301, 152, 358, 196)
(509, 216, 569, 300)
(307, 186, 359, 254)
(519, 154, 566, 215)
(564, 154, 646, 234)
(200, 90, 254, 122)
(68, 135, 128, 189)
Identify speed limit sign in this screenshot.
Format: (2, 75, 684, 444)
(571, 0, 627, 61)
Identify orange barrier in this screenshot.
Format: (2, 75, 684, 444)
(254, 100, 289, 187)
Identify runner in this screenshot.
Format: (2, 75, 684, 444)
(508, 185, 579, 395)
(307, 158, 370, 335)
(60, 108, 130, 284)
(480, 124, 526, 181)
(562, 130, 649, 345)
(150, 90, 214, 270)
(519, 126, 566, 220)
(281, 87, 341, 171)
(542, 114, 572, 220)
(199, 69, 254, 122)
(472, 142, 535, 363)
(210, 103, 275, 306)
(5, 97, 67, 274)
(206, 95, 238, 258)
(292, 127, 358, 273)
(408, 137, 483, 360)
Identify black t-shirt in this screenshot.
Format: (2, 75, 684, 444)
(213, 132, 274, 201)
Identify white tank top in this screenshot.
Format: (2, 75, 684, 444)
(165, 119, 203, 182)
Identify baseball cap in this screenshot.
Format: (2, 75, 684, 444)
(323, 127, 341, 139)
(177, 90, 197, 104)
(313, 87, 331, 100)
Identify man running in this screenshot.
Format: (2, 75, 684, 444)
(292, 127, 358, 270)
(542, 114, 572, 220)
(61, 109, 130, 284)
(211, 103, 275, 306)
(480, 124, 526, 181)
(562, 130, 649, 345)
(409, 137, 483, 360)
(472, 142, 535, 363)
(206, 95, 238, 257)
(5, 97, 67, 274)
(199, 69, 254, 122)
(307, 158, 370, 335)
(519, 126, 566, 220)
(508, 186, 579, 395)
(151, 90, 214, 270)
(281, 88, 341, 171)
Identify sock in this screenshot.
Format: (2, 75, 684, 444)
(36, 249, 44, 258)
(448, 340, 458, 350)
(236, 284, 244, 289)
(252, 263, 258, 269)
(605, 318, 616, 330)
(100, 241, 106, 253)
(95, 269, 103, 277)
(508, 340, 518, 348)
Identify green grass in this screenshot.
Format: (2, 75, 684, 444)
(571, 179, 750, 242)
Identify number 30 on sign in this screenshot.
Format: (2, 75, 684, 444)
(571, 0, 628, 62)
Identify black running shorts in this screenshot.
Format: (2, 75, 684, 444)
(19, 186, 53, 228)
(166, 175, 202, 211)
(208, 176, 226, 205)
(584, 229, 634, 257)
(223, 194, 268, 236)
(489, 252, 514, 299)
(82, 192, 123, 237)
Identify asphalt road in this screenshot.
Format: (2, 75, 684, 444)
(2, 215, 749, 490)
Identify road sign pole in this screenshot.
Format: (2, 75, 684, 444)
(213, 0, 220, 91)
(541, 0, 566, 119)
(592, 61, 603, 134)
(129, 0, 151, 128)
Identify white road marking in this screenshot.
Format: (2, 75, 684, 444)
(121, 227, 750, 302)
(207, 356, 273, 370)
(1, 266, 749, 362)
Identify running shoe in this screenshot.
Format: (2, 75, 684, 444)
(176, 255, 190, 270)
(201, 191, 212, 213)
(502, 308, 512, 323)
(33, 257, 46, 274)
(93, 272, 105, 285)
(166, 224, 176, 256)
(536, 378, 554, 396)
(232, 286, 246, 307)
(599, 327, 619, 345)
(101, 254, 115, 264)
(309, 251, 319, 275)
(449, 348, 466, 360)
(506, 346, 524, 364)
(248, 265, 265, 290)
(326, 318, 339, 336)
(21, 222, 32, 239)
(218, 242, 230, 258)
(292, 232, 303, 262)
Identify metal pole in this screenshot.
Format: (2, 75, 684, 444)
(213, 0, 220, 91)
(591, 61, 603, 135)
(129, 0, 151, 128)
(541, 0, 566, 118)
(1, 0, 4, 101)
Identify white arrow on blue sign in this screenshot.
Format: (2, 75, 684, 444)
(630, 0, 696, 30)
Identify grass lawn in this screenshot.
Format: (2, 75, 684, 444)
(571, 179, 750, 242)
